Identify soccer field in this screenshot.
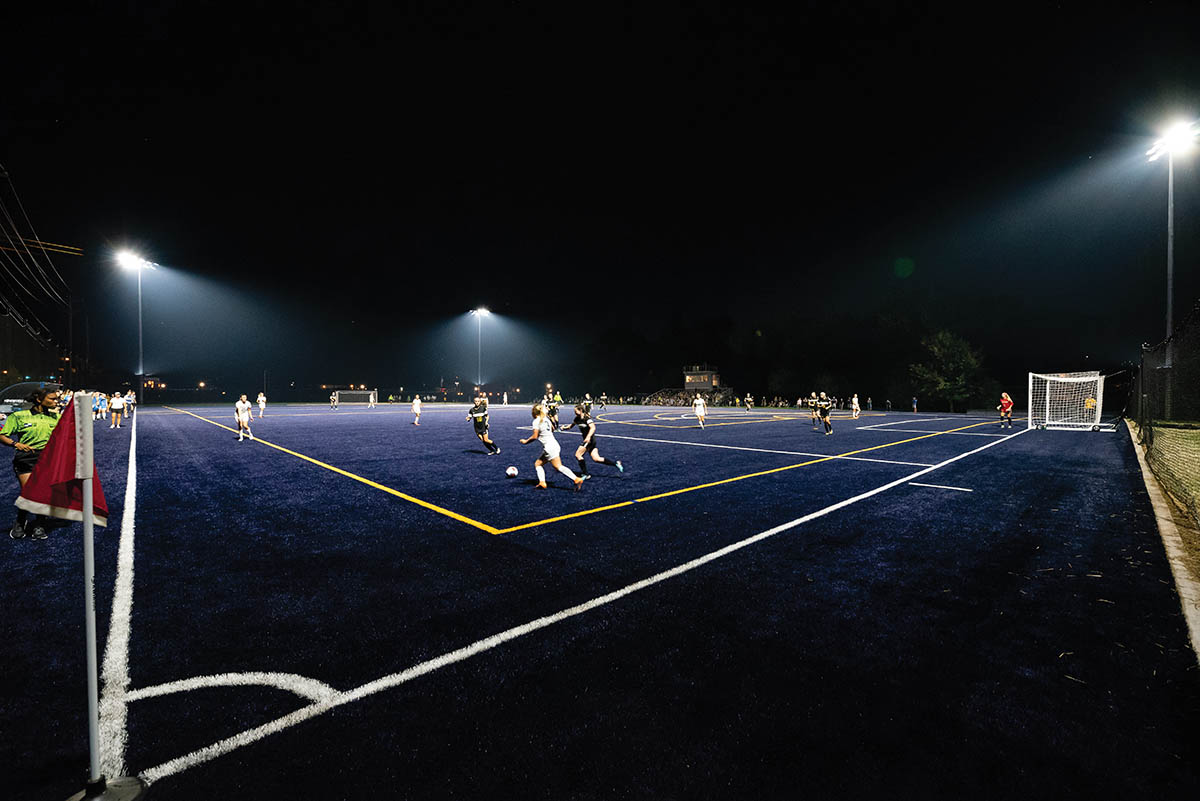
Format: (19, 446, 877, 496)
(3, 403, 1199, 800)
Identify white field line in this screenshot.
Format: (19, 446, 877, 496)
(128, 672, 338, 704)
(586, 432, 935, 468)
(1126, 423, 1200, 665)
(857, 427, 1009, 438)
(99, 411, 138, 776)
(908, 482, 974, 492)
(856, 417, 960, 429)
(138, 426, 1027, 785)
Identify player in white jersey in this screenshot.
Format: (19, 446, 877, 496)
(851, 393, 861, 419)
(235, 394, 254, 441)
(691, 393, 707, 429)
(411, 394, 422, 425)
(368, 390, 377, 408)
(519, 403, 583, 490)
(257, 392, 267, 418)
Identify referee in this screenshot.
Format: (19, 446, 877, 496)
(0, 388, 61, 539)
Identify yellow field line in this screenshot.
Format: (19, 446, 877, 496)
(492, 420, 997, 534)
(164, 407, 500, 535)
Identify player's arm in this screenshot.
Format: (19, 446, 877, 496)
(582, 420, 595, 445)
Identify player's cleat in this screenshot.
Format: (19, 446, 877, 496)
(9, 523, 25, 540)
(616, 461, 624, 473)
(574, 478, 584, 491)
(535, 482, 548, 490)
(29, 525, 47, 540)
(493, 447, 501, 455)
(580, 474, 592, 481)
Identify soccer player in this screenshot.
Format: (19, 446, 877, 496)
(330, 391, 339, 410)
(817, 391, 833, 435)
(0, 388, 61, 539)
(582, 393, 594, 414)
(997, 392, 1014, 428)
(109, 391, 126, 428)
(808, 392, 820, 430)
(520, 403, 583, 490)
(851, 393, 861, 419)
(257, 392, 267, 418)
(598, 392, 608, 410)
(124, 390, 136, 418)
(98, 392, 109, 420)
(561, 404, 623, 479)
(744, 393, 754, 412)
(692, 392, 707, 429)
(411, 394, 422, 425)
(911, 396, 918, 413)
(502, 391, 508, 406)
(466, 396, 500, 454)
(368, 390, 377, 409)
(235, 394, 254, 441)
(543, 393, 561, 430)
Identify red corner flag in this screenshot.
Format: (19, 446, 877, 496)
(16, 395, 108, 526)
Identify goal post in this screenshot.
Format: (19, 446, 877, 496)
(1027, 371, 1105, 431)
(334, 389, 378, 404)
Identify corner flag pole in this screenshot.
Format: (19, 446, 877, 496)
(67, 391, 145, 800)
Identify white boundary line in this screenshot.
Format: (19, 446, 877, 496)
(1126, 423, 1200, 665)
(858, 427, 1008, 438)
(137, 427, 1027, 785)
(590, 432, 934, 467)
(909, 482, 974, 492)
(99, 411, 138, 775)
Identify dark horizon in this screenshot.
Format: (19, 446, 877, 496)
(3, 3, 1199, 403)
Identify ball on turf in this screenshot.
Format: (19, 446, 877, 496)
(505, 466, 518, 478)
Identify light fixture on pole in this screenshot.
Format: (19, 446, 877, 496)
(469, 307, 489, 386)
(115, 251, 159, 405)
(1147, 120, 1199, 361)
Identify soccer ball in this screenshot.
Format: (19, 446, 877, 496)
(505, 466, 518, 478)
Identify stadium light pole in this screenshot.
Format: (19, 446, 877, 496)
(1147, 120, 1199, 365)
(116, 251, 159, 405)
(469, 307, 489, 386)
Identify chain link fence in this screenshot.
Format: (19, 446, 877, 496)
(1134, 301, 1200, 528)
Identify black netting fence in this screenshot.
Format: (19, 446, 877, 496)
(1134, 301, 1200, 528)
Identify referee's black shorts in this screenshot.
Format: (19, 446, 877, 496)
(12, 448, 41, 477)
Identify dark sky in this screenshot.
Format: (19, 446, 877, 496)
(4, 1, 1199, 399)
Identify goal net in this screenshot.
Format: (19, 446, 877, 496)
(334, 389, 377, 404)
(1027, 371, 1105, 430)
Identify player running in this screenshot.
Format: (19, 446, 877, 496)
(330, 392, 339, 410)
(744, 393, 754, 412)
(692, 392, 707, 429)
(235, 394, 254, 441)
(257, 392, 267, 418)
(598, 392, 608, 410)
(411, 394, 422, 425)
(581, 393, 594, 414)
(520, 403, 583, 491)
(817, 391, 833, 435)
(466, 396, 500, 454)
(997, 392, 1014, 428)
(561, 404, 623, 479)
(851, 393, 861, 419)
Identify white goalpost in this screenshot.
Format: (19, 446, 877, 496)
(334, 389, 378, 404)
(1027, 371, 1106, 431)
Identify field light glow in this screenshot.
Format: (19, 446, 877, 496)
(1147, 120, 1199, 161)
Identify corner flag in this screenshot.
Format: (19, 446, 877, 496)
(16, 396, 108, 526)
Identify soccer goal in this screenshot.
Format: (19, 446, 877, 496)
(1027, 371, 1105, 431)
(334, 389, 377, 404)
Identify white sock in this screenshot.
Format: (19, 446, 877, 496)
(556, 463, 579, 481)
(535, 465, 546, 484)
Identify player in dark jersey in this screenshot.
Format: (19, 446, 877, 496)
(466, 396, 500, 454)
(598, 392, 608, 410)
(543, 393, 561, 430)
(816, 391, 833, 435)
(581, 393, 594, 414)
(744, 393, 754, 412)
(560, 404, 623, 479)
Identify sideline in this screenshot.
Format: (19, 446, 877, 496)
(1126, 422, 1200, 664)
(137, 426, 1027, 785)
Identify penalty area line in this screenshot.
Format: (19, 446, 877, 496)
(138, 426, 1027, 786)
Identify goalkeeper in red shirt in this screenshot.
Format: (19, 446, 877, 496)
(997, 392, 1014, 429)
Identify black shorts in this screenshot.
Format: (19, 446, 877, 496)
(12, 448, 41, 477)
(474, 425, 489, 437)
(579, 437, 599, 453)
(819, 408, 830, 418)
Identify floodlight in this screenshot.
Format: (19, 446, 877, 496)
(116, 250, 142, 270)
(1147, 120, 1199, 162)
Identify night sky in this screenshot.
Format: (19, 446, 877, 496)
(4, 2, 1199, 402)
